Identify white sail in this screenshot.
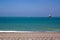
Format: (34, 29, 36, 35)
(48, 14, 52, 18)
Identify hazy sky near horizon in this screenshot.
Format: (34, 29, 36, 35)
(0, 0, 60, 17)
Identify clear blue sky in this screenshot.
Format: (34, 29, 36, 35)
(0, 0, 60, 17)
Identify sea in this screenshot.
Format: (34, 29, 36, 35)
(0, 17, 60, 31)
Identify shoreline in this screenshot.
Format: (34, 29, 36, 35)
(0, 31, 60, 32)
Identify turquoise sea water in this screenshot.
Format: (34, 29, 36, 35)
(0, 17, 60, 31)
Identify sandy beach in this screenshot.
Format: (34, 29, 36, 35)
(0, 31, 60, 40)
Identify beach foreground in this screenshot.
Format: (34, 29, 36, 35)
(0, 32, 60, 40)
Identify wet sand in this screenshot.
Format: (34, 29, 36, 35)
(0, 32, 60, 40)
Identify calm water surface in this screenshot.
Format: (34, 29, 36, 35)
(0, 17, 60, 31)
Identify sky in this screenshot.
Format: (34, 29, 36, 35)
(0, 0, 60, 17)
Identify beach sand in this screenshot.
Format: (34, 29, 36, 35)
(0, 32, 60, 40)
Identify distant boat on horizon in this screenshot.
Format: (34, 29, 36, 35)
(48, 14, 52, 18)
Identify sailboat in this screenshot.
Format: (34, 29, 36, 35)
(48, 14, 52, 18)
